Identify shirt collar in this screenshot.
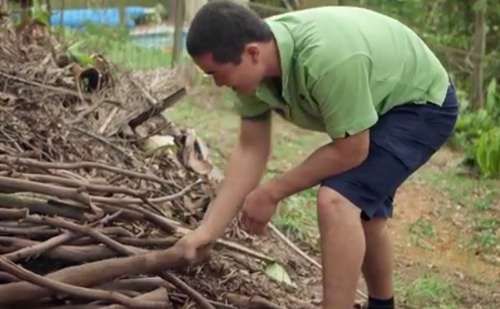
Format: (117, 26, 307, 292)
(256, 19, 294, 103)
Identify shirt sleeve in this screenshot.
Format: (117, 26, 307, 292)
(232, 92, 271, 118)
(311, 55, 378, 139)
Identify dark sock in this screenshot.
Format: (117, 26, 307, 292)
(367, 296, 394, 309)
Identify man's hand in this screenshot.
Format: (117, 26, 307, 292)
(240, 184, 280, 235)
(175, 227, 215, 264)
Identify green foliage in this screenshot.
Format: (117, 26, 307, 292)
(31, 0, 50, 25)
(453, 79, 500, 177)
(474, 127, 500, 177)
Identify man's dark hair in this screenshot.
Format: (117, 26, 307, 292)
(186, 0, 273, 64)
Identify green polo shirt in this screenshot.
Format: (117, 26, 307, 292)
(233, 6, 449, 138)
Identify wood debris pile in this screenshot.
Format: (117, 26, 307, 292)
(0, 16, 322, 309)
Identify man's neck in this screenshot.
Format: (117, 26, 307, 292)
(261, 39, 282, 78)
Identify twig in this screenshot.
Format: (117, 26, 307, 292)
(24, 215, 145, 256)
(0, 207, 27, 220)
(0, 175, 201, 208)
(159, 272, 214, 309)
(269, 223, 368, 299)
(68, 98, 119, 125)
(98, 106, 119, 134)
(226, 292, 285, 309)
(1, 236, 118, 262)
(71, 127, 137, 163)
(0, 193, 86, 220)
(4, 212, 122, 262)
(0, 70, 86, 98)
(0, 155, 175, 187)
(268, 223, 321, 269)
(0, 257, 168, 309)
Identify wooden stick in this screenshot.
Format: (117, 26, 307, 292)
(0, 207, 27, 220)
(159, 272, 214, 309)
(0, 246, 186, 305)
(0, 193, 86, 220)
(0, 257, 169, 309)
(1, 237, 117, 262)
(226, 293, 285, 309)
(24, 215, 146, 256)
(269, 223, 367, 299)
(0, 155, 175, 187)
(3, 211, 123, 262)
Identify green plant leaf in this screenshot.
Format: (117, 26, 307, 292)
(264, 262, 296, 288)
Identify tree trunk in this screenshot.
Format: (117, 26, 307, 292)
(470, 0, 487, 110)
(0, 0, 8, 15)
(171, 0, 185, 68)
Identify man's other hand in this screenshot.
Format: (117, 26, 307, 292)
(241, 185, 279, 235)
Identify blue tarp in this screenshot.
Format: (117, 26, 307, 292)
(50, 7, 149, 28)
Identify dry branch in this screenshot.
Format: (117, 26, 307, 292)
(0, 257, 169, 309)
(0, 156, 176, 187)
(0, 207, 27, 219)
(0, 247, 186, 305)
(1, 236, 117, 262)
(0, 193, 86, 220)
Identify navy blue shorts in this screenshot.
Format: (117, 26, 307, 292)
(321, 84, 459, 220)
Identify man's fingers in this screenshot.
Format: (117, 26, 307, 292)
(241, 213, 267, 235)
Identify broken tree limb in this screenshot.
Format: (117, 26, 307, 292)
(100, 288, 170, 309)
(0, 207, 27, 219)
(22, 173, 149, 197)
(0, 174, 202, 207)
(98, 277, 170, 293)
(225, 293, 285, 309)
(0, 245, 186, 305)
(3, 210, 124, 262)
(0, 156, 176, 188)
(0, 257, 169, 309)
(23, 215, 146, 256)
(0, 236, 117, 262)
(0, 193, 85, 220)
(2, 232, 77, 262)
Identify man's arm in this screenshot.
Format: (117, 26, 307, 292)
(199, 112, 272, 239)
(266, 130, 369, 202)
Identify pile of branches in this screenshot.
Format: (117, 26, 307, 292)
(0, 15, 323, 309)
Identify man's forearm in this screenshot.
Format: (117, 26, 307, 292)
(201, 143, 269, 238)
(267, 137, 368, 201)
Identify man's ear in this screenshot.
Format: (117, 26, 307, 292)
(245, 43, 261, 63)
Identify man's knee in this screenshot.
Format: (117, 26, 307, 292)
(317, 187, 361, 223)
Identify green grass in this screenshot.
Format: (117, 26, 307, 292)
(272, 188, 319, 246)
(408, 217, 436, 249)
(57, 24, 171, 70)
(396, 273, 459, 309)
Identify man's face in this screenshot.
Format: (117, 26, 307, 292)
(193, 45, 265, 95)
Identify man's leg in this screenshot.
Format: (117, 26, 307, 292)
(361, 218, 394, 301)
(317, 186, 365, 309)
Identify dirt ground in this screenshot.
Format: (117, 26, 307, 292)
(388, 149, 499, 308)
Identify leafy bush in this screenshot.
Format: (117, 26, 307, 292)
(453, 79, 500, 178)
(474, 127, 500, 177)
